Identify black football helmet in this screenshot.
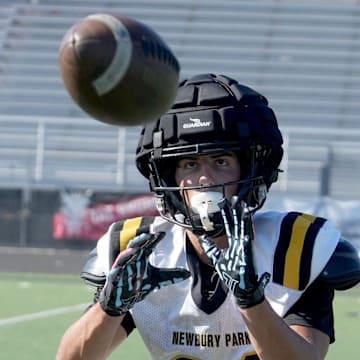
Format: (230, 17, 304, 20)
(136, 73, 283, 236)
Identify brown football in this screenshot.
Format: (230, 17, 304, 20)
(59, 13, 180, 126)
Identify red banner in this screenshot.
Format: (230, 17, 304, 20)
(53, 193, 158, 241)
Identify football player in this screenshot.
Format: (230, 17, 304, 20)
(56, 74, 360, 360)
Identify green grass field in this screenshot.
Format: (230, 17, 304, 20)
(0, 273, 358, 360)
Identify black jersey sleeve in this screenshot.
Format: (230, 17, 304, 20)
(283, 279, 335, 343)
(121, 312, 136, 336)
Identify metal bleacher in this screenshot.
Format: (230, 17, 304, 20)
(0, 0, 359, 198)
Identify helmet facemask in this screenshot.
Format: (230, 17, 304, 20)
(147, 144, 273, 237)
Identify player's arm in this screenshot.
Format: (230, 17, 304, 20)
(240, 300, 329, 360)
(200, 198, 333, 359)
(239, 243, 343, 360)
(240, 236, 360, 359)
(56, 302, 128, 360)
(57, 231, 189, 359)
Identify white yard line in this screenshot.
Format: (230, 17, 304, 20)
(0, 303, 88, 326)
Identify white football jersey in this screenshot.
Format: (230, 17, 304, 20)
(90, 211, 340, 360)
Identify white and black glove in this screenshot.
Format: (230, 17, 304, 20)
(200, 197, 270, 309)
(99, 232, 190, 316)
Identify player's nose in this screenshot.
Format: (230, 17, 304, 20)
(198, 165, 216, 187)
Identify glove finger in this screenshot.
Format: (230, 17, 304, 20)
(220, 207, 233, 240)
(124, 261, 138, 292)
(258, 272, 271, 289)
(127, 233, 151, 248)
(228, 207, 240, 256)
(106, 265, 123, 284)
(127, 232, 165, 253)
(238, 202, 254, 241)
(199, 235, 222, 266)
(143, 232, 166, 253)
(120, 247, 149, 290)
(232, 197, 247, 242)
(111, 247, 138, 269)
(133, 250, 149, 290)
(150, 265, 191, 288)
(113, 277, 125, 308)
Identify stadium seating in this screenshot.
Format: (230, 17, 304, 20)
(0, 0, 359, 199)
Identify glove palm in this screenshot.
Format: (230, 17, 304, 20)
(99, 232, 190, 316)
(200, 198, 270, 309)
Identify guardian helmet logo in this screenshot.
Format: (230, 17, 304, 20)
(182, 117, 212, 129)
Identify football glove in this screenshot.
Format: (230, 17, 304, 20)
(99, 232, 190, 316)
(200, 197, 270, 309)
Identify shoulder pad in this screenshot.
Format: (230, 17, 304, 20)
(319, 238, 360, 290)
(272, 212, 334, 290)
(80, 216, 156, 287)
(80, 246, 106, 287)
(108, 216, 156, 265)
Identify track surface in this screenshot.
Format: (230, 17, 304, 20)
(0, 246, 90, 274)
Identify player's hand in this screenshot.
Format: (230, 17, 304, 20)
(99, 232, 190, 316)
(200, 197, 270, 309)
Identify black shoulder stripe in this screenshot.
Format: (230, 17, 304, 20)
(273, 212, 300, 286)
(273, 212, 326, 290)
(298, 216, 326, 289)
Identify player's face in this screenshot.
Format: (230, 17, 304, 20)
(174, 152, 241, 203)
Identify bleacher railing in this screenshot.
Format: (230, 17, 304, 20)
(1, 115, 360, 199)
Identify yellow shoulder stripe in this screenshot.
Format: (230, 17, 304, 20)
(273, 212, 326, 290)
(283, 214, 316, 289)
(119, 217, 143, 251)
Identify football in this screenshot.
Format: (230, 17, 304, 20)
(58, 13, 180, 126)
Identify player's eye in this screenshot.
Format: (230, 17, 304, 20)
(183, 160, 197, 169)
(176, 158, 197, 169)
(215, 158, 228, 166)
